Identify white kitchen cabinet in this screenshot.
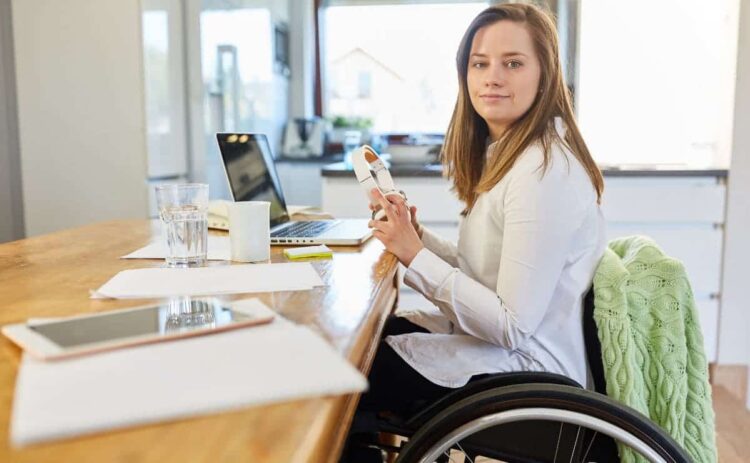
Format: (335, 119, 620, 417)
(604, 224, 723, 298)
(601, 177, 726, 223)
(696, 298, 720, 362)
(601, 176, 726, 362)
(275, 161, 326, 207)
(322, 176, 463, 221)
(322, 171, 726, 361)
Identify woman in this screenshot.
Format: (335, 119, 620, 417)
(344, 4, 605, 459)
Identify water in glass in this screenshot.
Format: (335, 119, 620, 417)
(161, 204, 208, 267)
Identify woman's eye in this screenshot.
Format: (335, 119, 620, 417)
(471, 62, 487, 69)
(506, 60, 522, 69)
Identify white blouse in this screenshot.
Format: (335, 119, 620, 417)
(385, 136, 606, 388)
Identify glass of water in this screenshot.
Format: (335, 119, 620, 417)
(155, 183, 209, 267)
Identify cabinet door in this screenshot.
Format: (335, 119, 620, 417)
(322, 177, 371, 218)
(605, 224, 723, 298)
(322, 176, 463, 221)
(603, 176, 725, 305)
(696, 298, 719, 362)
(396, 178, 464, 222)
(602, 177, 725, 223)
(275, 163, 323, 207)
(602, 177, 725, 363)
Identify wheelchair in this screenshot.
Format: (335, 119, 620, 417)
(354, 289, 693, 463)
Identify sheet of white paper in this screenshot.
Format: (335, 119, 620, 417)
(92, 263, 324, 299)
(122, 235, 231, 261)
(10, 299, 367, 447)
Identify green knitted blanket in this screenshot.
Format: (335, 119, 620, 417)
(593, 236, 717, 463)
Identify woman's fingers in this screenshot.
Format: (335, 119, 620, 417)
(371, 189, 398, 220)
(369, 226, 389, 247)
(377, 189, 412, 220)
(368, 219, 387, 231)
(384, 192, 407, 206)
(371, 229, 386, 241)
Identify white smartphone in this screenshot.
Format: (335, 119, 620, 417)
(2, 298, 274, 360)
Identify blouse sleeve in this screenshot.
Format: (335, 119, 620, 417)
(403, 153, 588, 350)
(420, 226, 459, 267)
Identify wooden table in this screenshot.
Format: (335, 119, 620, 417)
(0, 220, 399, 462)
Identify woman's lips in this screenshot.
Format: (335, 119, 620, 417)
(480, 94, 510, 101)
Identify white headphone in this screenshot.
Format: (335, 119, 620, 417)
(351, 145, 409, 221)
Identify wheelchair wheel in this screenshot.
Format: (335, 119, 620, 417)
(395, 383, 691, 463)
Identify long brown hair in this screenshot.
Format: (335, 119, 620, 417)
(442, 3, 603, 210)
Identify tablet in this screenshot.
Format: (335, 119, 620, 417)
(2, 298, 274, 360)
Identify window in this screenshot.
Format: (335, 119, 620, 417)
(321, 2, 489, 133)
(319, 0, 740, 168)
(358, 71, 372, 98)
(141, 0, 189, 182)
(577, 0, 739, 167)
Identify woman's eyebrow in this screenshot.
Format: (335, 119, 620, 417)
(470, 52, 528, 58)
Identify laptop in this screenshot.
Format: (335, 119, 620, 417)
(216, 133, 372, 246)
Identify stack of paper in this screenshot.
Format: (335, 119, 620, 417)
(10, 299, 367, 447)
(92, 263, 324, 299)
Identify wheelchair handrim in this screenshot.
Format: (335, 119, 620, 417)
(417, 407, 667, 463)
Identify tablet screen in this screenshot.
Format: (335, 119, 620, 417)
(29, 299, 253, 348)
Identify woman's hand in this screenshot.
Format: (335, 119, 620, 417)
(369, 192, 423, 238)
(368, 189, 424, 266)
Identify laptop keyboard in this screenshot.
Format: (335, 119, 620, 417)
(272, 220, 339, 238)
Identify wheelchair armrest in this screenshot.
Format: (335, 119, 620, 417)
(404, 371, 582, 429)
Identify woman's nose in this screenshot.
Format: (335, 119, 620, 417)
(485, 64, 506, 87)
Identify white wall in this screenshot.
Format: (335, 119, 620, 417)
(12, 0, 148, 236)
(720, 0, 750, 369)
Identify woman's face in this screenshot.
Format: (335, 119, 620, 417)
(467, 20, 541, 141)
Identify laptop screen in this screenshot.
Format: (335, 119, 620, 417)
(216, 133, 290, 228)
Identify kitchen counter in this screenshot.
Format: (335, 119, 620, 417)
(320, 162, 729, 178)
(276, 154, 344, 164)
